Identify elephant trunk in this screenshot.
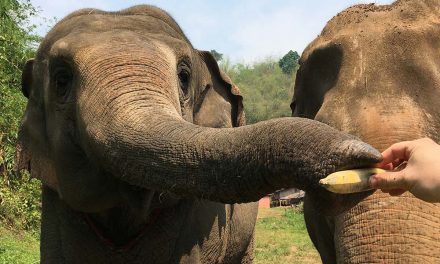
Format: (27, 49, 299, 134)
(76, 46, 381, 203)
(311, 96, 440, 262)
(333, 191, 440, 263)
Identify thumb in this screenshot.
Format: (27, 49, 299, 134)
(369, 170, 409, 191)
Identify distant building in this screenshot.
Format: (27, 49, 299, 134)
(258, 195, 271, 208)
(270, 188, 305, 207)
(258, 188, 305, 208)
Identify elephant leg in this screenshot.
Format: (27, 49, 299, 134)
(239, 230, 254, 264)
(223, 202, 258, 264)
(304, 194, 336, 264)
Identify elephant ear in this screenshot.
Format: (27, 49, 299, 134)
(15, 59, 59, 191)
(291, 44, 343, 119)
(194, 51, 245, 128)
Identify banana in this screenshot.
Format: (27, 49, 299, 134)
(319, 168, 386, 194)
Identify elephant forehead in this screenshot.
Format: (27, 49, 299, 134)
(302, 1, 440, 66)
(319, 0, 440, 39)
(353, 97, 427, 149)
(51, 31, 151, 55)
(316, 95, 428, 151)
(37, 11, 189, 61)
(56, 7, 186, 39)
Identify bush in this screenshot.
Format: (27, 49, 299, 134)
(220, 57, 296, 124)
(0, 173, 41, 231)
(0, 0, 41, 232)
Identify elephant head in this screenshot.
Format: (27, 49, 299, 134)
(293, 0, 440, 262)
(16, 5, 380, 215)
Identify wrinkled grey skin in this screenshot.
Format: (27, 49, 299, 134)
(293, 1, 440, 263)
(17, 5, 381, 264)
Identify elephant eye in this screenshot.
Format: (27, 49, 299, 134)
(53, 67, 72, 98)
(177, 60, 191, 95)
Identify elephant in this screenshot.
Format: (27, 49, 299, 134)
(292, 0, 440, 263)
(15, 5, 381, 263)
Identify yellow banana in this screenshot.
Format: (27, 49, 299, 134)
(319, 168, 386, 194)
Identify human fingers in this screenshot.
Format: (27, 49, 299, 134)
(378, 141, 414, 167)
(377, 162, 393, 170)
(369, 170, 409, 191)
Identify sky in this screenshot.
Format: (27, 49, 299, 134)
(30, 0, 394, 63)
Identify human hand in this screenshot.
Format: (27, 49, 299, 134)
(369, 138, 440, 203)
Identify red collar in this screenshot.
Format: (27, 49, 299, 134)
(82, 209, 161, 252)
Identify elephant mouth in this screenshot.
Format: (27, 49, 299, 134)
(82, 208, 162, 252)
(308, 186, 375, 216)
(15, 139, 59, 190)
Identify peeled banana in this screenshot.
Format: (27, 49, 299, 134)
(319, 168, 386, 194)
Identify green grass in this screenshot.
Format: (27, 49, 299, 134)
(0, 228, 39, 264)
(0, 205, 320, 264)
(254, 205, 321, 264)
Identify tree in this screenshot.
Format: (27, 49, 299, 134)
(0, 0, 42, 230)
(210, 49, 223, 61)
(0, 0, 39, 175)
(220, 57, 296, 124)
(278, 50, 299, 75)
(0, 0, 40, 88)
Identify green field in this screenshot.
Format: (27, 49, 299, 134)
(0, 206, 320, 264)
(0, 228, 39, 264)
(255, 206, 320, 264)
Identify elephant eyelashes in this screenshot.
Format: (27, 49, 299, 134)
(177, 60, 191, 95)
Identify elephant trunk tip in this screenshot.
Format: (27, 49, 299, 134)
(339, 139, 382, 169)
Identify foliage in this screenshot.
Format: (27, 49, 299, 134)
(0, 0, 41, 231)
(255, 206, 319, 264)
(210, 49, 223, 61)
(0, 173, 41, 230)
(0, 0, 40, 87)
(220, 57, 296, 124)
(278, 50, 299, 75)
